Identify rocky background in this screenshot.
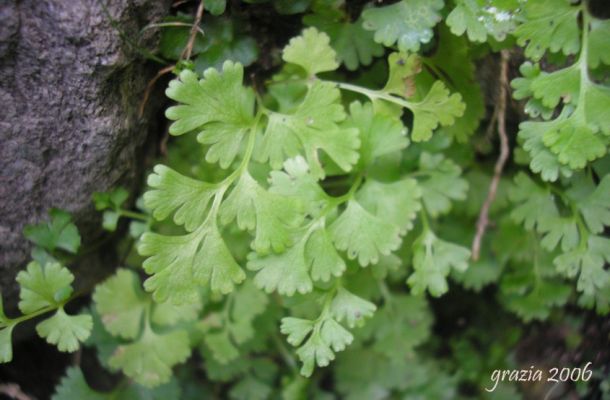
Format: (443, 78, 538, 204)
(0, 0, 170, 312)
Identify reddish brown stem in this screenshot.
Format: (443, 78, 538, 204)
(472, 50, 511, 261)
(0, 384, 32, 400)
(138, 65, 175, 118)
(181, 0, 204, 61)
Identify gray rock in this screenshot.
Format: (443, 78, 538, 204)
(0, 0, 170, 310)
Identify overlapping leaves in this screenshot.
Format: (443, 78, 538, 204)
(137, 26, 470, 378)
(281, 287, 376, 376)
(52, 367, 181, 400)
(200, 281, 269, 364)
(165, 62, 255, 168)
(508, 173, 610, 312)
(446, 0, 518, 43)
(362, 0, 444, 52)
(256, 80, 360, 179)
(141, 28, 464, 307)
(92, 269, 199, 387)
(303, 2, 383, 71)
(512, 2, 610, 180)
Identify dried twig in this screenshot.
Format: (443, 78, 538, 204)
(471, 50, 511, 261)
(139, 0, 205, 118)
(181, 0, 205, 61)
(0, 384, 33, 400)
(138, 64, 175, 118)
(72, 347, 82, 366)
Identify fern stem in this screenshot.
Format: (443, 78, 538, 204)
(333, 172, 364, 204)
(1, 303, 67, 328)
(329, 81, 415, 110)
(419, 210, 430, 231)
(378, 280, 394, 309)
(577, 5, 591, 104)
(548, 185, 590, 249)
(219, 112, 262, 189)
(272, 332, 298, 373)
(118, 210, 149, 221)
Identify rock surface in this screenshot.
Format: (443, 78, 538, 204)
(0, 0, 169, 308)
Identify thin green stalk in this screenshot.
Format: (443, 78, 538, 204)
(219, 112, 262, 188)
(314, 286, 337, 325)
(304, 171, 364, 232)
(577, 7, 591, 105)
(140, 22, 205, 37)
(328, 81, 415, 110)
(3, 306, 55, 327)
(548, 185, 589, 249)
(222, 293, 234, 323)
(332, 172, 364, 205)
(378, 280, 394, 308)
(272, 332, 298, 373)
(118, 210, 149, 221)
(199, 112, 263, 228)
(532, 233, 542, 291)
(0, 295, 76, 328)
(419, 210, 431, 231)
